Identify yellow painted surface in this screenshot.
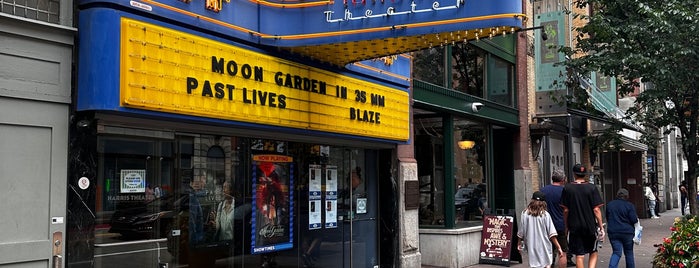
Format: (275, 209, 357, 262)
(120, 18, 409, 141)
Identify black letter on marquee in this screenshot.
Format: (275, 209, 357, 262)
(254, 66, 263, 82)
(227, 60, 238, 76)
(212, 57, 224, 74)
(226, 85, 235, 100)
(186, 77, 198, 94)
(241, 64, 252, 79)
(202, 81, 213, 97)
(214, 83, 225, 99)
(278, 95, 286, 108)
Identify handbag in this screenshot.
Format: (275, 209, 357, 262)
(633, 220, 643, 245)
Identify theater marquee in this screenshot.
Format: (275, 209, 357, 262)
(120, 18, 410, 141)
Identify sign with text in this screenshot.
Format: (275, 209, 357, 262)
(120, 18, 409, 141)
(479, 215, 514, 265)
(120, 169, 146, 193)
(251, 155, 294, 254)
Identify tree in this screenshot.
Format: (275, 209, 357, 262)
(560, 0, 699, 214)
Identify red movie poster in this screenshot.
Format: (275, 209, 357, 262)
(251, 154, 294, 254)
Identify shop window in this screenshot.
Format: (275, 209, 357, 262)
(415, 116, 446, 226)
(92, 134, 382, 267)
(415, 114, 488, 228)
(453, 120, 487, 225)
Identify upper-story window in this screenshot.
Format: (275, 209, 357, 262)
(451, 43, 486, 98)
(414, 42, 515, 107)
(1, 0, 60, 24)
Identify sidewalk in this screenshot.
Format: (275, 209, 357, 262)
(462, 208, 682, 268)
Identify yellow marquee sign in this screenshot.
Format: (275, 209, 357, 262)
(120, 18, 410, 141)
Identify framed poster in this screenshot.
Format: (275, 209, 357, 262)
(324, 166, 338, 228)
(308, 164, 322, 230)
(251, 154, 294, 254)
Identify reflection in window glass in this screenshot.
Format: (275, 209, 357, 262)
(488, 57, 514, 106)
(453, 120, 487, 225)
(451, 43, 485, 97)
(414, 116, 445, 226)
(413, 47, 447, 87)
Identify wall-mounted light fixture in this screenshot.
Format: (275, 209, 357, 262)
(457, 140, 476, 150)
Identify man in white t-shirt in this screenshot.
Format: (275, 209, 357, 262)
(644, 182, 660, 219)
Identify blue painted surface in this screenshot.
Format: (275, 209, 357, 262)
(78, 0, 522, 47)
(77, 8, 411, 144)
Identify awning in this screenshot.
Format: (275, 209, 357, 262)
(620, 135, 648, 151)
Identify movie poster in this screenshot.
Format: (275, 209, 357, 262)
(251, 154, 294, 254)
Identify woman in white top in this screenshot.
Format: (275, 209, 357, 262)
(212, 180, 235, 240)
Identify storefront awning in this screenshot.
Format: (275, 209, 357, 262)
(620, 135, 648, 152)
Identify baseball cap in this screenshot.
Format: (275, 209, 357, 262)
(572, 164, 586, 176)
(532, 191, 546, 201)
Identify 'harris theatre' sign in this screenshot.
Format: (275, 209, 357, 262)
(120, 18, 410, 141)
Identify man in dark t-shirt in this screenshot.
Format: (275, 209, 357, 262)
(541, 169, 574, 266)
(561, 164, 605, 268)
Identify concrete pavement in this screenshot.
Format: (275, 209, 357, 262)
(461, 208, 683, 268)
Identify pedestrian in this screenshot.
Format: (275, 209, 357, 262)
(679, 180, 688, 215)
(540, 169, 574, 267)
(561, 164, 605, 268)
(517, 191, 565, 268)
(605, 188, 638, 268)
(644, 182, 660, 218)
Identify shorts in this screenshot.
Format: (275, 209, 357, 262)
(567, 231, 597, 256)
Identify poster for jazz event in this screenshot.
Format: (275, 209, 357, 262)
(251, 154, 294, 254)
(325, 166, 338, 228)
(308, 165, 322, 230)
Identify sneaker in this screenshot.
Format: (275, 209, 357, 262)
(652, 216, 660, 219)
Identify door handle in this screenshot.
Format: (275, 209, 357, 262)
(53, 255, 63, 268)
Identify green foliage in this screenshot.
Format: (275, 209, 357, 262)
(561, 0, 699, 213)
(653, 215, 699, 268)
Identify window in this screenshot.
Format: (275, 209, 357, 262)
(453, 120, 487, 224)
(487, 57, 514, 106)
(451, 43, 486, 98)
(1, 0, 61, 24)
(413, 47, 447, 87)
(415, 43, 514, 107)
(414, 112, 489, 228)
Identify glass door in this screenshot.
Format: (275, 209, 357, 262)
(94, 136, 174, 267)
(296, 146, 378, 268)
(338, 149, 378, 268)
